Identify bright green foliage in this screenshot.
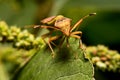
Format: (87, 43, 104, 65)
(14, 38, 94, 80)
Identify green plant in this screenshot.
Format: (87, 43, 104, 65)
(0, 21, 45, 80)
(0, 21, 95, 80)
(13, 38, 95, 80)
(0, 21, 45, 49)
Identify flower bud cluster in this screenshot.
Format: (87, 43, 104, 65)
(0, 46, 35, 66)
(86, 45, 120, 72)
(0, 21, 45, 50)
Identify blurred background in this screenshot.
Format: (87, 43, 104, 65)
(0, 0, 120, 52)
(0, 0, 120, 80)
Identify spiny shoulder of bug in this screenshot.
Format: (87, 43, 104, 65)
(40, 15, 72, 27)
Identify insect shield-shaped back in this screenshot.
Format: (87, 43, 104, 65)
(40, 16, 55, 25)
(40, 15, 72, 36)
(40, 15, 65, 26)
(54, 17, 72, 36)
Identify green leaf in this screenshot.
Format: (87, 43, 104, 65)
(13, 38, 94, 80)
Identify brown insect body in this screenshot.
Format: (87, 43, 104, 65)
(34, 13, 96, 58)
(54, 17, 71, 36)
(41, 15, 71, 36)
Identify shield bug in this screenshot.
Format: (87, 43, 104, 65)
(34, 13, 96, 58)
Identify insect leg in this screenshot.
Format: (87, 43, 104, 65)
(34, 25, 60, 30)
(70, 32, 84, 59)
(70, 31, 82, 48)
(59, 36, 66, 48)
(41, 32, 56, 58)
(70, 31, 82, 35)
(70, 13, 96, 32)
(42, 32, 60, 58)
(48, 36, 61, 58)
(70, 19, 83, 32)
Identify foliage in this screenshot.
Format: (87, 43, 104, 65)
(0, 21, 94, 80)
(0, 21, 46, 80)
(0, 19, 120, 80)
(0, 0, 120, 79)
(13, 38, 94, 80)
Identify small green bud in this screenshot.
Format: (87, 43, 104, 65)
(15, 42, 22, 47)
(2, 31, 8, 36)
(26, 34, 35, 42)
(7, 36, 14, 41)
(0, 21, 8, 31)
(105, 61, 110, 66)
(24, 41, 31, 46)
(92, 57, 100, 63)
(96, 61, 107, 69)
(10, 26, 21, 33)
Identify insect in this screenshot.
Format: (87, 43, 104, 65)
(34, 13, 96, 58)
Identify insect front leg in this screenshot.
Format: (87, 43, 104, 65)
(48, 36, 61, 58)
(70, 31, 84, 59)
(70, 13, 96, 32)
(42, 33, 60, 58)
(70, 19, 83, 32)
(66, 37, 70, 48)
(70, 31, 83, 49)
